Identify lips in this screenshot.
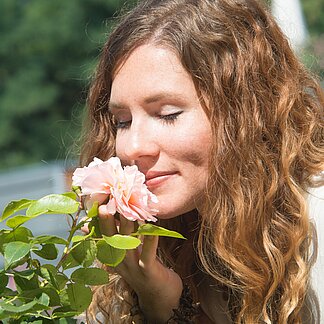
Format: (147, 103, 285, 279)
(144, 171, 177, 187)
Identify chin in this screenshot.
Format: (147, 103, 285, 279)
(155, 204, 197, 220)
(156, 213, 181, 220)
(154, 208, 180, 219)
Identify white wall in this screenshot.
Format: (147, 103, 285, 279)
(309, 186, 324, 315)
(0, 163, 73, 235)
(271, 0, 308, 52)
(0, 162, 74, 267)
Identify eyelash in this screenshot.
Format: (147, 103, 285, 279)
(115, 120, 131, 129)
(159, 111, 182, 124)
(115, 112, 182, 129)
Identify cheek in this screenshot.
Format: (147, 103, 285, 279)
(174, 129, 211, 167)
(115, 134, 125, 159)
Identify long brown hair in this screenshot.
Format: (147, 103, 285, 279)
(82, 0, 324, 322)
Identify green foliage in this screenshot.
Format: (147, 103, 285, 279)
(0, 191, 185, 321)
(300, 0, 324, 80)
(301, 0, 324, 37)
(0, 0, 131, 169)
(26, 194, 79, 216)
(133, 223, 187, 239)
(2, 199, 34, 221)
(70, 268, 108, 286)
(96, 240, 126, 267)
(103, 234, 141, 249)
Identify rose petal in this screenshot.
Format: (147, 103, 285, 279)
(106, 197, 117, 215)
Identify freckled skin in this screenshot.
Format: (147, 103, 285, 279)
(110, 44, 212, 219)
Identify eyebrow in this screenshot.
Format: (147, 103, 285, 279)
(108, 91, 187, 112)
(144, 92, 185, 104)
(108, 101, 127, 112)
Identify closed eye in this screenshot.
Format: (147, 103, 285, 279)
(114, 111, 183, 129)
(159, 111, 183, 123)
(115, 120, 131, 129)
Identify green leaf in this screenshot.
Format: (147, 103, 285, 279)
(38, 264, 69, 290)
(38, 266, 53, 281)
(71, 235, 87, 243)
(88, 216, 102, 238)
(71, 268, 109, 285)
(0, 289, 17, 304)
(103, 234, 141, 249)
(0, 299, 38, 313)
(59, 289, 70, 307)
(87, 201, 99, 218)
(0, 273, 8, 293)
(41, 263, 58, 275)
(39, 265, 68, 290)
(62, 192, 78, 200)
(0, 230, 8, 253)
(20, 287, 60, 307)
(38, 292, 50, 306)
(44, 287, 61, 306)
(25, 321, 44, 324)
(52, 306, 80, 318)
(61, 253, 79, 270)
(72, 185, 81, 194)
(96, 240, 126, 267)
(0, 308, 8, 320)
(72, 226, 94, 243)
(56, 318, 78, 324)
(26, 194, 79, 216)
(0, 227, 33, 254)
(14, 273, 39, 292)
(71, 240, 96, 267)
(19, 288, 44, 299)
(21, 292, 52, 314)
(31, 235, 68, 245)
(132, 224, 186, 239)
(33, 243, 58, 260)
(1, 199, 33, 221)
(56, 273, 69, 290)
(66, 283, 92, 312)
(4, 241, 31, 269)
(1, 228, 33, 261)
(6, 215, 33, 228)
(13, 269, 35, 280)
(38, 265, 58, 288)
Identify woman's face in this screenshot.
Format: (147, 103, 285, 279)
(110, 44, 212, 219)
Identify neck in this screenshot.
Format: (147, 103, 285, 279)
(196, 274, 232, 324)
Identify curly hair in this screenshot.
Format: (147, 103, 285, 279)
(81, 0, 324, 322)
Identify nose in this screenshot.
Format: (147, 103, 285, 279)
(119, 122, 159, 162)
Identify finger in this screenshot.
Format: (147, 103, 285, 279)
(119, 215, 135, 235)
(98, 205, 117, 236)
(139, 235, 159, 267)
(104, 265, 117, 275)
(80, 217, 89, 234)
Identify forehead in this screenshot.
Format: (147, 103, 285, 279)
(110, 44, 200, 107)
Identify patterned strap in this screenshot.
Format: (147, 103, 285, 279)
(130, 285, 201, 324)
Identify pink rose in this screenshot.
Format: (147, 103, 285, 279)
(72, 157, 158, 222)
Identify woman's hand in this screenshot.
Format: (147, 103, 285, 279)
(98, 205, 183, 323)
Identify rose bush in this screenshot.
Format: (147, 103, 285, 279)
(0, 157, 184, 322)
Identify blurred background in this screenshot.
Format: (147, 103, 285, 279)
(0, 0, 323, 312)
(0, 0, 135, 281)
(0, 0, 323, 174)
(0, 0, 140, 174)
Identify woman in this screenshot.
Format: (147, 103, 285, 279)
(80, 0, 324, 322)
